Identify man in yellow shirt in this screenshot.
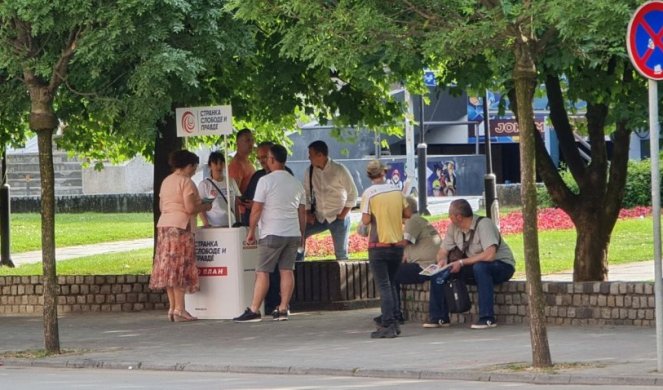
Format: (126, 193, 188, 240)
(358, 160, 411, 338)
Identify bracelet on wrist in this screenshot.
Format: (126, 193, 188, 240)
(459, 259, 464, 267)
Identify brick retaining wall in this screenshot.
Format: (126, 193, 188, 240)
(402, 280, 656, 326)
(0, 275, 167, 315)
(1, 268, 656, 326)
(0, 261, 379, 315)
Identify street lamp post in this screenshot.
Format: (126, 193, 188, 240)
(482, 92, 499, 224)
(0, 148, 14, 267)
(417, 94, 430, 215)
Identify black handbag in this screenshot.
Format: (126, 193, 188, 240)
(443, 279, 471, 313)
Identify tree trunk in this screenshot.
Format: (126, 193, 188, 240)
(573, 211, 610, 281)
(512, 41, 552, 367)
(153, 112, 182, 253)
(537, 69, 632, 282)
(28, 88, 60, 353)
(36, 129, 59, 353)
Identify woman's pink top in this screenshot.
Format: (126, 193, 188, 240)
(157, 173, 200, 229)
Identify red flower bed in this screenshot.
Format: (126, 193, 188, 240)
(304, 207, 653, 258)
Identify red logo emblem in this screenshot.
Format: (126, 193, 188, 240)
(181, 111, 196, 133)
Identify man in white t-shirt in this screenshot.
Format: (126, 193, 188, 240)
(233, 144, 306, 322)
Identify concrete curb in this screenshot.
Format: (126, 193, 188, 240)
(4, 358, 663, 386)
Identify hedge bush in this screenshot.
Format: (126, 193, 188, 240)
(537, 154, 663, 208)
(622, 157, 663, 208)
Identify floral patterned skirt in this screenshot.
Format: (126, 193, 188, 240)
(149, 226, 199, 294)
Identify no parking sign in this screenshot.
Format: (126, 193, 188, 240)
(627, 1, 663, 80)
(627, 1, 663, 373)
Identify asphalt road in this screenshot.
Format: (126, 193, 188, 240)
(2, 366, 661, 390)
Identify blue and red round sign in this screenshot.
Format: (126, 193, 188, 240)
(627, 1, 663, 80)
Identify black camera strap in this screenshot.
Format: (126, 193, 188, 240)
(309, 165, 316, 213)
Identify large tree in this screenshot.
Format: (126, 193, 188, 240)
(0, 0, 409, 354)
(227, 0, 553, 367)
(0, 0, 254, 353)
(227, 0, 651, 366)
(532, 1, 647, 281)
(229, 0, 649, 283)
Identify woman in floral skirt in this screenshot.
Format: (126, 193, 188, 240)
(150, 150, 212, 322)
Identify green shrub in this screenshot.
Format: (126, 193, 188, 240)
(536, 153, 663, 208)
(622, 156, 663, 208)
(536, 184, 554, 208)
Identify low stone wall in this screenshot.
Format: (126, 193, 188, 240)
(0, 275, 167, 315)
(10, 193, 153, 213)
(8, 185, 520, 212)
(402, 280, 656, 326)
(0, 261, 378, 315)
(2, 266, 655, 326)
(496, 183, 522, 206)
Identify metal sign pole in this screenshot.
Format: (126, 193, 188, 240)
(404, 89, 417, 196)
(648, 79, 662, 372)
(626, 1, 663, 372)
(223, 134, 232, 227)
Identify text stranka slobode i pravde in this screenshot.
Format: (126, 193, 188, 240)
(176, 105, 232, 137)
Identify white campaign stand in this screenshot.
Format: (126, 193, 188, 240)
(185, 226, 258, 319)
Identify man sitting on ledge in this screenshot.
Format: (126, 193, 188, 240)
(427, 198, 515, 329)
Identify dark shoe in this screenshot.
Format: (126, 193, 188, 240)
(233, 308, 261, 323)
(396, 313, 406, 324)
(373, 314, 405, 326)
(370, 324, 399, 339)
(422, 319, 450, 328)
(272, 309, 289, 321)
(471, 319, 497, 329)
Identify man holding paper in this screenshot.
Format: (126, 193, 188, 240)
(426, 199, 515, 329)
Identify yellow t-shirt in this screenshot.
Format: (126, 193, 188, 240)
(360, 183, 407, 244)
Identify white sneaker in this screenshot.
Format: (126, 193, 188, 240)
(471, 319, 497, 329)
(422, 319, 450, 328)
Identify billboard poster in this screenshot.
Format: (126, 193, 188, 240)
(427, 160, 457, 197)
(467, 93, 546, 143)
(286, 155, 486, 198)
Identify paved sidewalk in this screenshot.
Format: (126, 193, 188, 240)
(6, 236, 657, 282)
(540, 260, 656, 282)
(1, 309, 662, 386)
(10, 238, 154, 268)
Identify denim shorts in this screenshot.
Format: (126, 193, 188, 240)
(257, 235, 300, 272)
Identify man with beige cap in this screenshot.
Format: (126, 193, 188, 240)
(358, 159, 411, 338)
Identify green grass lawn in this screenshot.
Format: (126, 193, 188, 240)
(339, 216, 658, 278)
(10, 213, 153, 252)
(0, 248, 155, 276)
(506, 217, 654, 277)
(0, 212, 656, 277)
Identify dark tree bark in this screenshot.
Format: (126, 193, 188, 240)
(511, 36, 552, 368)
(16, 23, 79, 353)
(26, 81, 60, 354)
(152, 112, 182, 254)
(536, 67, 631, 281)
(36, 128, 59, 353)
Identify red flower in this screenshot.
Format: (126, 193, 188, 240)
(304, 207, 653, 258)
